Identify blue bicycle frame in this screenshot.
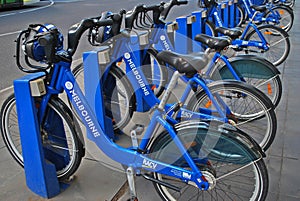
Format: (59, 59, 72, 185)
(240, 0, 281, 24)
(34, 56, 210, 190)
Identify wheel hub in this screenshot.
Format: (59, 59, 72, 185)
(202, 170, 216, 191)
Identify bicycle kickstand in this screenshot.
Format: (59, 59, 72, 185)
(126, 167, 138, 201)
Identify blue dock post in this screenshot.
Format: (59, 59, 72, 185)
(83, 47, 115, 139)
(14, 73, 63, 198)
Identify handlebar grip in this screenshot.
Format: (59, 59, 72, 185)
(161, 0, 189, 20)
(94, 18, 114, 27)
(176, 0, 188, 5)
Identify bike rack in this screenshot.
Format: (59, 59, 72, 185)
(219, 1, 230, 27)
(191, 10, 206, 52)
(82, 47, 115, 140)
(175, 15, 196, 54)
(14, 73, 69, 198)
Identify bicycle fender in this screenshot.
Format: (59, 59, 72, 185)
(211, 55, 280, 80)
(149, 120, 264, 165)
(229, 54, 280, 74)
(174, 122, 264, 164)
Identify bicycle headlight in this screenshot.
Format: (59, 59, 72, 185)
(22, 24, 64, 62)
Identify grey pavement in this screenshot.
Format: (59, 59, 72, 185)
(1, 2, 300, 201)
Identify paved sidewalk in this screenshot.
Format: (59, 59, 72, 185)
(0, 2, 300, 201)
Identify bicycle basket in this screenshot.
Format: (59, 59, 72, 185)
(22, 24, 64, 62)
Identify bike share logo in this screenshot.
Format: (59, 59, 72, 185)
(124, 52, 150, 96)
(65, 81, 101, 138)
(160, 35, 171, 51)
(214, 12, 223, 26)
(142, 159, 158, 169)
(181, 110, 193, 119)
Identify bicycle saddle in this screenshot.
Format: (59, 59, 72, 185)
(214, 27, 243, 40)
(250, 5, 267, 12)
(156, 51, 208, 77)
(194, 34, 231, 52)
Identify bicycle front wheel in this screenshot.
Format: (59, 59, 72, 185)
(150, 126, 269, 201)
(72, 63, 136, 131)
(0, 94, 84, 181)
(187, 81, 277, 151)
(245, 24, 290, 66)
(236, 4, 245, 27)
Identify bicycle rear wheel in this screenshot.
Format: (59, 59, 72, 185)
(210, 55, 283, 107)
(187, 80, 277, 151)
(265, 5, 294, 32)
(0, 94, 84, 181)
(245, 24, 290, 66)
(149, 126, 269, 201)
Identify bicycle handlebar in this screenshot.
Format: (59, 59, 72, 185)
(161, 0, 188, 20)
(67, 18, 113, 56)
(125, 0, 188, 29)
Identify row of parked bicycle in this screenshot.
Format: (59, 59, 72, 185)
(0, 0, 295, 200)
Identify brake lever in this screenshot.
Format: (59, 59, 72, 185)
(134, 13, 146, 30)
(142, 12, 153, 27)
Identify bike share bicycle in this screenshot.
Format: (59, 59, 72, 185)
(0, 14, 269, 200)
(237, 0, 294, 32)
(69, 2, 277, 151)
(199, 0, 291, 66)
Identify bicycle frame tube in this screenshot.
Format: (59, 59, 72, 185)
(233, 22, 269, 50)
(206, 52, 246, 82)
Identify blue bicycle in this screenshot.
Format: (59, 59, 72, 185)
(199, 0, 291, 66)
(237, 0, 294, 32)
(0, 17, 269, 201)
(70, 6, 277, 151)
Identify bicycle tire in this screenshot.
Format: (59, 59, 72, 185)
(149, 126, 269, 201)
(264, 5, 294, 32)
(72, 63, 136, 131)
(187, 80, 277, 151)
(0, 94, 84, 181)
(236, 4, 245, 27)
(245, 24, 290, 66)
(278, 0, 295, 8)
(102, 64, 136, 131)
(204, 20, 217, 37)
(210, 55, 283, 107)
(142, 48, 169, 98)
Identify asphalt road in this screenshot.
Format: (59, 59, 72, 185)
(0, 0, 198, 90)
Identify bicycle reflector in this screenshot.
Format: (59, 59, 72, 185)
(22, 24, 64, 62)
